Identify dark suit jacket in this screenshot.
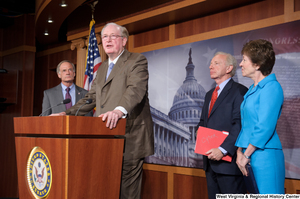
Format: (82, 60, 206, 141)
(41, 84, 92, 116)
(65, 49, 154, 161)
(198, 78, 248, 175)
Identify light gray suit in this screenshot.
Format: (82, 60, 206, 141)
(41, 84, 92, 116)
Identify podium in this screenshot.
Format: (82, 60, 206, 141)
(14, 116, 126, 199)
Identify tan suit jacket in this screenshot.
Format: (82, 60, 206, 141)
(66, 49, 154, 160)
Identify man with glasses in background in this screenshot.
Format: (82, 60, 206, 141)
(53, 22, 154, 199)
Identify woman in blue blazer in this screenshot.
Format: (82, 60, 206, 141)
(235, 39, 285, 194)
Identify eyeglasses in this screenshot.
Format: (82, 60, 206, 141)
(101, 35, 123, 41)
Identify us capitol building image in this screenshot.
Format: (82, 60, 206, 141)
(145, 48, 207, 168)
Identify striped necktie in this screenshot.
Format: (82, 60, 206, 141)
(65, 87, 72, 110)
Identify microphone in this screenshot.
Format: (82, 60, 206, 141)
(39, 99, 71, 116)
(75, 99, 93, 116)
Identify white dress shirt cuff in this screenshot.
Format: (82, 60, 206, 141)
(218, 147, 228, 156)
(115, 106, 127, 118)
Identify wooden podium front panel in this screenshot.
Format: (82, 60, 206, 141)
(14, 116, 126, 198)
(15, 137, 67, 199)
(15, 137, 35, 198)
(68, 138, 124, 198)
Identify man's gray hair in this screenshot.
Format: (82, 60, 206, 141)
(56, 60, 76, 74)
(101, 22, 129, 40)
(215, 51, 237, 77)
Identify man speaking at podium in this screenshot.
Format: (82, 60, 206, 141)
(52, 22, 154, 199)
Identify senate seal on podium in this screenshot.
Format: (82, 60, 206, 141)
(26, 146, 52, 199)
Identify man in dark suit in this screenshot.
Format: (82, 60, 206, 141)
(198, 52, 248, 199)
(52, 23, 154, 199)
(41, 60, 92, 116)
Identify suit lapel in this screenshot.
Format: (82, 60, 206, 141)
(56, 84, 65, 102)
(98, 61, 109, 89)
(204, 89, 213, 120)
(103, 50, 129, 87)
(74, 85, 82, 103)
(209, 79, 233, 117)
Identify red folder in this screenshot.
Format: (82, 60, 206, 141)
(194, 126, 232, 162)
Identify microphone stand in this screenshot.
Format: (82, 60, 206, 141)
(75, 99, 93, 116)
(39, 99, 71, 116)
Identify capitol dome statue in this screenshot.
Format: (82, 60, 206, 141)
(168, 48, 207, 167)
(146, 48, 208, 168)
(169, 48, 206, 138)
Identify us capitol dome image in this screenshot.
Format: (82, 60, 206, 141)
(145, 48, 207, 168)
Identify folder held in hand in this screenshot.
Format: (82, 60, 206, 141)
(194, 126, 232, 162)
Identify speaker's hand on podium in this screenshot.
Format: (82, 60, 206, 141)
(99, 110, 124, 129)
(50, 112, 66, 116)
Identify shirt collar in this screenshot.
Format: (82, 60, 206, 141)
(61, 83, 74, 90)
(217, 77, 231, 93)
(257, 73, 276, 88)
(109, 50, 124, 65)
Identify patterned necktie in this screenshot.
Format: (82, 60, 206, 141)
(106, 62, 115, 80)
(208, 86, 220, 118)
(65, 87, 72, 110)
